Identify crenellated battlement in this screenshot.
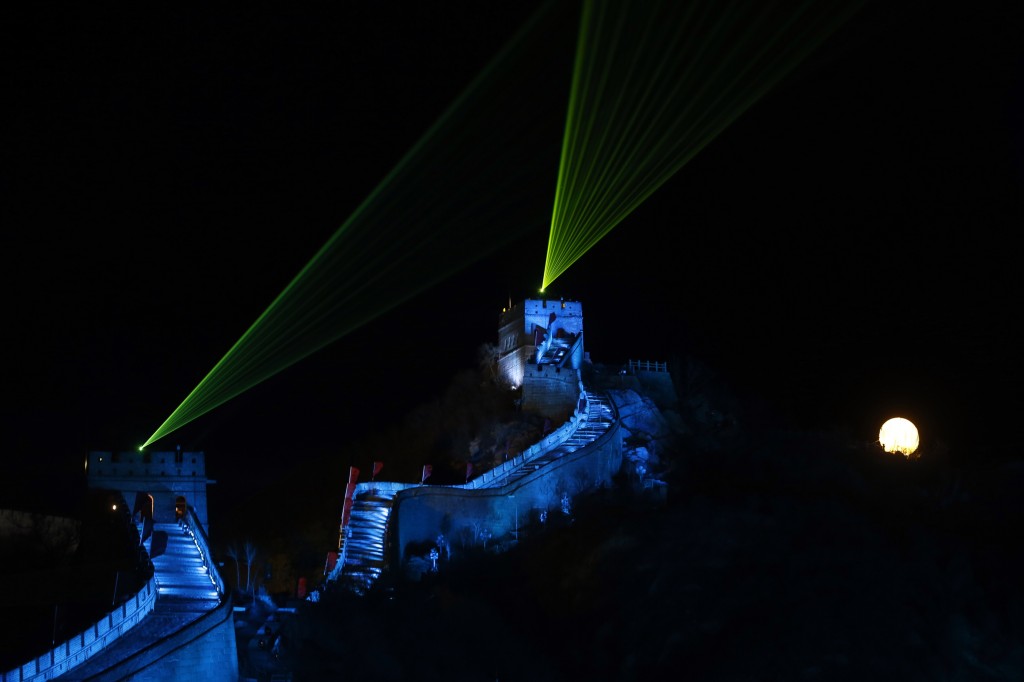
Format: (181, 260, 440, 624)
(86, 448, 213, 529)
(87, 449, 206, 479)
(498, 298, 585, 400)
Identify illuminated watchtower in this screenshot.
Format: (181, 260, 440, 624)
(86, 448, 213, 528)
(498, 298, 585, 419)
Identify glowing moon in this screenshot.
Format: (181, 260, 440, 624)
(879, 417, 919, 456)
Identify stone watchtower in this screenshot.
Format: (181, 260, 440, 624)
(86, 447, 213, 528)
(497, 298, 586, 420)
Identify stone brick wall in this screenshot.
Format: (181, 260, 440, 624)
(81, 597, 238, 682)
(522, 364, 580, 421)
(87, 450, 210, 527)
(390, 419, 621, 567)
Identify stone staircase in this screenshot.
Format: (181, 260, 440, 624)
(333, 490, 397, 595)
(150, 522, 221, 608)
(53, 521, 222, 680)
(329, 389, 616, 596)
(482, 390, 615, 489)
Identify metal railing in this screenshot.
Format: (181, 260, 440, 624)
(627, 359, 668, 373)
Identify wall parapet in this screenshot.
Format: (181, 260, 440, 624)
(352, 480, 419, 498)
(181, 507, 224, 596)
(2, 576, 158, 682)
(347, 379, 589, 498)
(464, 378, 589, 489)
(391, 417, 621, 566)
(2, 509, 231, 682)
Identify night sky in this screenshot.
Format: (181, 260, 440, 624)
(4, 1, 1023, 513)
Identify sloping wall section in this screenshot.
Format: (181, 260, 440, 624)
(390, 418, 621, 567)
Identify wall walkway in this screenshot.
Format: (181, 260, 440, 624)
(4, 512, 235, 682)
(330, 379, 621, 595)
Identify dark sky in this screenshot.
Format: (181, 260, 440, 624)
(3, 2, 1023, 508)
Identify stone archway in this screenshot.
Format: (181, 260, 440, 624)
(133, 492, 155, 522)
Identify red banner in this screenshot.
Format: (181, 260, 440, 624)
(372, 461, 383, 480)
(342, 477, 358, 524)
(465, 462, 473, 483)
(341, 495, 354, 528)
(341, 470, 359, 528)
(421, 464, 432, 483)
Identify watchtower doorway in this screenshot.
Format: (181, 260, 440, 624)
(175, 495, 187, 521)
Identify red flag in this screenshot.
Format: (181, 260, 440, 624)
(372, 461, 383, 480)
(465, 461, 473, 483)
(341, 495, 354, 528)
(421, 464, 432, 483)
(341, 471, 358, 528)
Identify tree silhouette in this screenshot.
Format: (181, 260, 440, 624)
(225, 543, 241, 593)
(244, 540, 258, 595)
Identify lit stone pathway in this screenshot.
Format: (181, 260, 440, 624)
(485, 390, 615, 488)
(55, 522, 222, 680)
(333, 389, 616, 595)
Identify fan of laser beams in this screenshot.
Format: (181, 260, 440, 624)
(142, 2, 576, 448)
(542, 0, 863, 290)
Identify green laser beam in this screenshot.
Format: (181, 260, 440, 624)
(143, 1, 579, 448)
(543, 0, 864, 290)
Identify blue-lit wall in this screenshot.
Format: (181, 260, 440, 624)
(390, 417, 621, 567)
(70, 597, 238, 682)
(3, 506, 236, 682)
(497, 301, 531, 388)
(87, 450, 211, 527)
(521, 363, 581, 420)
(498, 298, 584, 388)
(522, 298, 584, 346)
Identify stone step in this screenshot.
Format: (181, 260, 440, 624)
(147, 523, 222, 611)
(155, 585, 221, 600)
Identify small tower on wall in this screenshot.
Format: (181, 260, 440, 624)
(498, 298, 585, 420)
(86, 447, 214, 530)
